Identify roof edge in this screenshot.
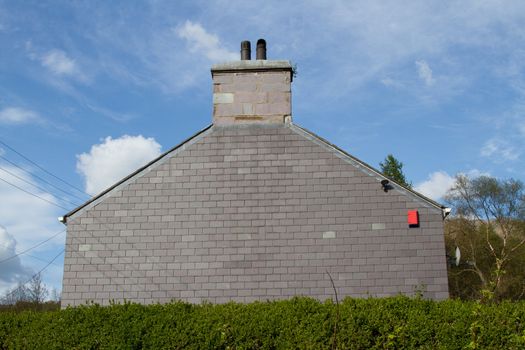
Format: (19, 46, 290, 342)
(62, 122, 447, 223)
(61, 124, 214, 223)
(289, 123, 446, 211)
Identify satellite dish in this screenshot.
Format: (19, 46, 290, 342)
(455, 246, 461, 267)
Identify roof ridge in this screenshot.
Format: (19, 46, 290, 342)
(62, 122, 447, 223)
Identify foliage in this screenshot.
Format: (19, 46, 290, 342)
(379, 154, 412, 188)
(1, 297, 525, 349)
(0, 301, 60, 313)
(445, 175, 525, 301)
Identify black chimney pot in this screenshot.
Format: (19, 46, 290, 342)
(256, 39, 267, 60)
(240, 41, 251, 60)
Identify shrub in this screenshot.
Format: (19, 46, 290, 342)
(0, 296, 524, 349)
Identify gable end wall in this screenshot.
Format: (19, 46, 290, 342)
(62, 125, 449, 306)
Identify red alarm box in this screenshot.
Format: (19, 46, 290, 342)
(408, 210, 419, 226)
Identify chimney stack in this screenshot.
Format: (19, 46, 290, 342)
(211, 39, 293, 126)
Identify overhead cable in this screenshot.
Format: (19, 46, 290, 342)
(0, 166, 81, 207)
(0, 138, 89, 196)
(1, 249, 65, 300)
(0, 154, 88, 202)
(0, 229, 66, 265)
(0, 176, 70, 211)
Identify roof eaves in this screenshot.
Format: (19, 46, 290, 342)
(61, 124, 214, 223)
(289, 123, 446, 211)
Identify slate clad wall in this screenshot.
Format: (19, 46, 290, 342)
(62, 125, 449, 306)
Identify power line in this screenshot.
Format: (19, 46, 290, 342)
(25, 253, 62, 267)
(0, 154, 88, 202)
(0, 229, 66, 265)
(0, 175, 70, 211)
(0, 138, 88, 196)
(0, 166, 82, 207)
(1, 249, 64, 300)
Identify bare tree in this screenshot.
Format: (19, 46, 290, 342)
(445, 175, 525, 300)
(49, 287, 61, 303)
(27, 273, 48, 304)
(0, 282, 29, 305)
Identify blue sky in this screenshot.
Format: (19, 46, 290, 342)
(0, 1, 524, 296)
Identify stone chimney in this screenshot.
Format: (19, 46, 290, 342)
(211, 39, 293, 125)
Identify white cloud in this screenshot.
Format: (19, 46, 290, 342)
(176, 21, 237, 62)
(85, 103, 134, 123)
(381, 78, 395, 86)
(0, 165, 64, 245)
(76, 135, 162, 196)
(0, 164, 65, 295)
(16, 1, 525, 102)
(380, 77, 404, 88)
(23, 42, 91, 102)
(415, 171, 455, 201)
(415, 60, 435, 86)
(27, 46, 88, 84)
(481, 138, 520, 161)
(464, 169, 490, 178)
(40, 49, 77, 76)
(0, 107, 41, 125)
(381, 78, 394, 86)
(63, 17, 237, 94)
(0, 226, 32, 286)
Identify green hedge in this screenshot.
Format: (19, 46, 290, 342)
(1, 296, 525, 349)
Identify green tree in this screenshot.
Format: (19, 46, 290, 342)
(379, 154, 412, 188)
(445, 175, 525, 300)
